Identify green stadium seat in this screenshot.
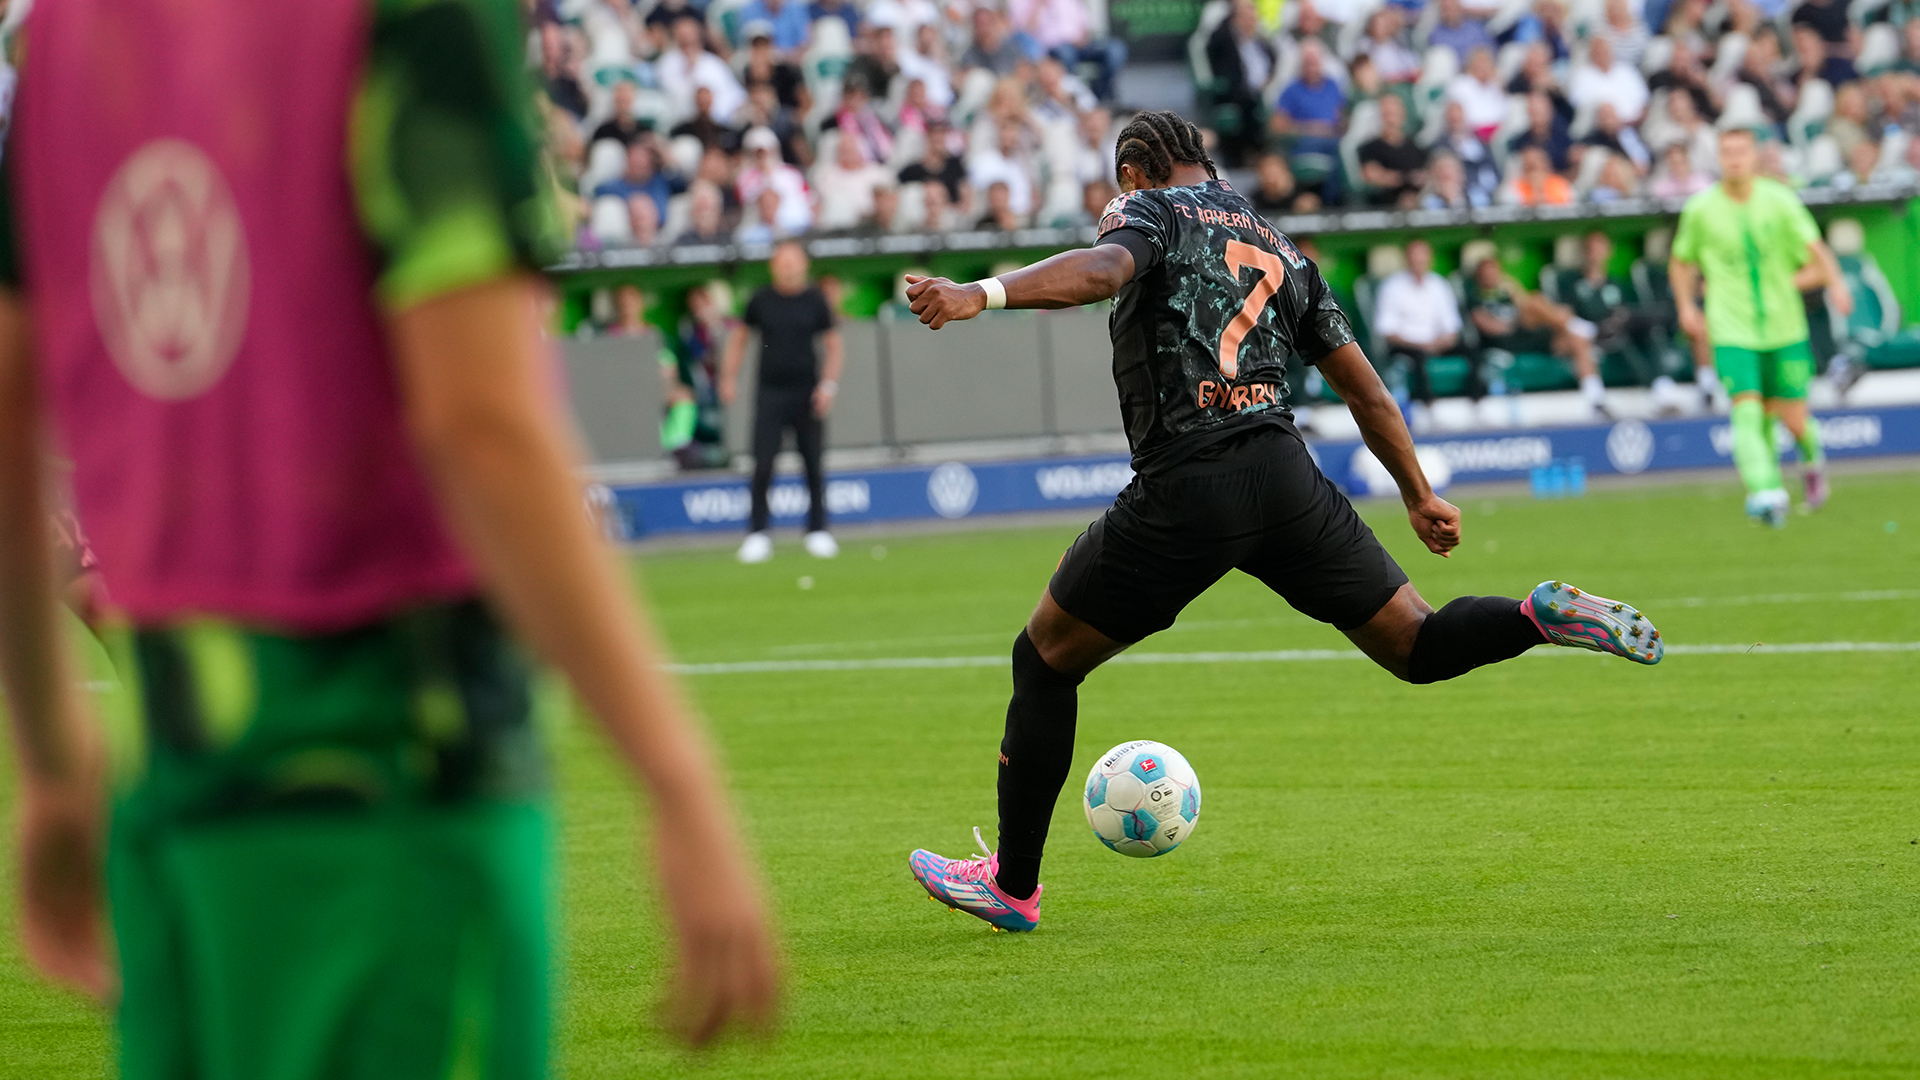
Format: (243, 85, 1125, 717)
(1835, 252, 1920, 370)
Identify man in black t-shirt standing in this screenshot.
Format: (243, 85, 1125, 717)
(720, 240, 844, 562)
(897, 112, 1665, 934)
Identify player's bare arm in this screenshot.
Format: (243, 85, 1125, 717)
(814, 327, 844, 417)
(1317, 341, 1461, 557)
(904, 244, 1136, 329)
(719, 319, 750, 406)
(1793, 239, 1854, 318)
(389, 275, 777, 1046)
(1668, 258, 1704, 342)
(0, 288, 112, 1000)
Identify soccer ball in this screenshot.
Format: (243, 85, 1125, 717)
(1083, 740, 1201, 857)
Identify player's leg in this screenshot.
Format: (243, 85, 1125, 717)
(910, 461, 1247, 928)
(1716, 347, 1789, 525)
(740, 389, 787, 561)
(1762, 342, 1827, 509)
(793, 396, 836, 551)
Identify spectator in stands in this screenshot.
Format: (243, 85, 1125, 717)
(611, 284, 650, 336)
(1072, 106, 1117, 187)
(825, 79, 895, 164)
(590, 72, 650, 147)
(1831, 137, 1916, 187)
(741, 28, 810, 110)
(969, 120, 1038, 219)
(810, 0, 861, 39)
(595, 141, 680, 226)
(642, 0, 700, 52)
(1656, 88, 1720, 178)
(899, 120, 972, 214)
(1588, 152, 1642, 201)
(1577, 103, 1652, 175)
(670, 86, 736, 150)
(899, 24, 957, 107)
(736, 187, 788, 243)
(1428, 0, 1494, 64)
(1290, 0, 1344, 59)
(846, 21, 903, 101)
(814, 133, 892, 230)
(1272, 41, 1345, 184)
(627, 192, 661, 246)
(1508, 0, 1572, 62)
(977, 179, 1025, 230)
(1650, 141, 1711, 197)
(1011, 0, 1126, 101)
(1900, 18, 1920, 76)
(1646, 37, 1717, 122)
(660, 14, 747, 124)
(1209, 0, 1278, 167)
(737, 0, 812, 55)
(1446, 47, 1507, 141)
(865, 183, 904, 233)
(737, 81, 805, 166)
(1827, 81, 1873, 162)
(1791, 23, 1855, 91)
(963, 6, 1026, 77)
(1508, 91, 1572, 171)
(1466, 254, 1609, 416)
(1500, 144, 1575, 204)
(1431, 101, 1502, 203)
(1032, 55, 1098, 122)
(676, 181, 732, 245)
(1741, 27, 1799, 124)
(1251, 151, 1319, 212)
(737, 126, 814, 233)
(1374, 238, 1463, 425)
(1419, 151, 1489, 208)
(1358, 93, 1429, 206)
(541, 23, 591, 120)
(1791, 0, 1856, 71)
(1569, 36, 1649, 124)
(1594, 0, 1650, 68)
(1362, 8, 1423, 83)
(1506, 43, 1569, 117)
(920, 178, 957, 231)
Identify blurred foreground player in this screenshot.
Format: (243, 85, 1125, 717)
(901, 112, 1664, 932)
(0, 0, 775, 1074)
(1670, 127, 1851, 527)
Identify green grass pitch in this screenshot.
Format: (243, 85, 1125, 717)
(3, 469, 1918, 1078)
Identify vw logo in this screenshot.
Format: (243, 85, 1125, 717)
(926, 461, 978, 519)
(1605, 419, 1655, 474)
(90, 139, 251, 401)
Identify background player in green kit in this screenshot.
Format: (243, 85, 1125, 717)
(1670, 128, 1853, 526)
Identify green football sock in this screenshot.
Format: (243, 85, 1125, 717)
(1731, 398, 1783, 495)
(660, 400, 697, 450)
(1797, 414, 1825, 467)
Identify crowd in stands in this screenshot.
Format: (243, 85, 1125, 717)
(1213, 0, 1920, 214)
(535, 0, 1129, 250)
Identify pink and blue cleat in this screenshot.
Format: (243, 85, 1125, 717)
(909, 827, 1042, 932)
(1522, 580, 1663, 665)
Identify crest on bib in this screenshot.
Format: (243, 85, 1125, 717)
(90, 139, 251, 401)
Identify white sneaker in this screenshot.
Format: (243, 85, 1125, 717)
(737, 531, 773, 563)
(804, 530, 839, 559)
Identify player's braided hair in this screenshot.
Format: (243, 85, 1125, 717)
(1113, 110, 1219, 185)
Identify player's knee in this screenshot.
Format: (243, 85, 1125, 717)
(1013, 629, 1085, 688)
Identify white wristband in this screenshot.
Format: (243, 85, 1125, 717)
(817, 379, 838, 394)
(976, 276, 1007, 310)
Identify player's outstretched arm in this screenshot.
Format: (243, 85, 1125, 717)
(0, 289, 112, 1000)
(1317, 341, 1461, 557)
(389, 275, 778, 1047)
(904, 244, 1136, 329)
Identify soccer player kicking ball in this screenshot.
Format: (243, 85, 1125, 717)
(1670, 127, 1852, 527)
(0, 0, 775, 1073)
(900, 112, 1664, 933)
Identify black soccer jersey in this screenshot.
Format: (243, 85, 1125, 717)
(1093, 179, 1355, 471)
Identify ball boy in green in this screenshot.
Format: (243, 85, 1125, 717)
(1669, 128, 1851, 524)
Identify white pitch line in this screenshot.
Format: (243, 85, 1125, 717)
(668, 641, 1920, 675)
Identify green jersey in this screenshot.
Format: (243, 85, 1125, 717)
(1670, 178, 1822, 351)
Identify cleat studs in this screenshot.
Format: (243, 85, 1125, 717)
(1651, 630, 1661, 640)
(1612, 603, 1624, 612)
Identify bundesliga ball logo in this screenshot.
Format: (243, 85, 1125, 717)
(90, 138, 251, 401)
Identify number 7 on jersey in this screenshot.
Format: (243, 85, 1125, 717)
(1217, 239, 1284, 379)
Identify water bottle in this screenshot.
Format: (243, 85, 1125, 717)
(1567, 457, 1587, 496)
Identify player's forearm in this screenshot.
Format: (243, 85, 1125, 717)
(1318, 342, 1433, 504)
(1668, 261, 1699, 316)
(999, 245, 1135, 308)
(391, 278, 732, 815)
(0, 292, 96, 789)
(721, 325, 749, 385)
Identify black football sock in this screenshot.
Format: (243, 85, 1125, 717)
(1405, 595, 1548, 684)
(994, 629, 1083, 901)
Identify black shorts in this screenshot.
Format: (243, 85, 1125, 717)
(1050, 425, 1409, 643)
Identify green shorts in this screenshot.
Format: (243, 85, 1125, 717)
(1714, 341, 1814, 401)
(101, 600, 554, 1080)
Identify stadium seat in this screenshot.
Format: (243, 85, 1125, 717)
(1859, 22, 1900, 74)
(1788, 79, 1834, 148)
(1827, 219, 1920, 369)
